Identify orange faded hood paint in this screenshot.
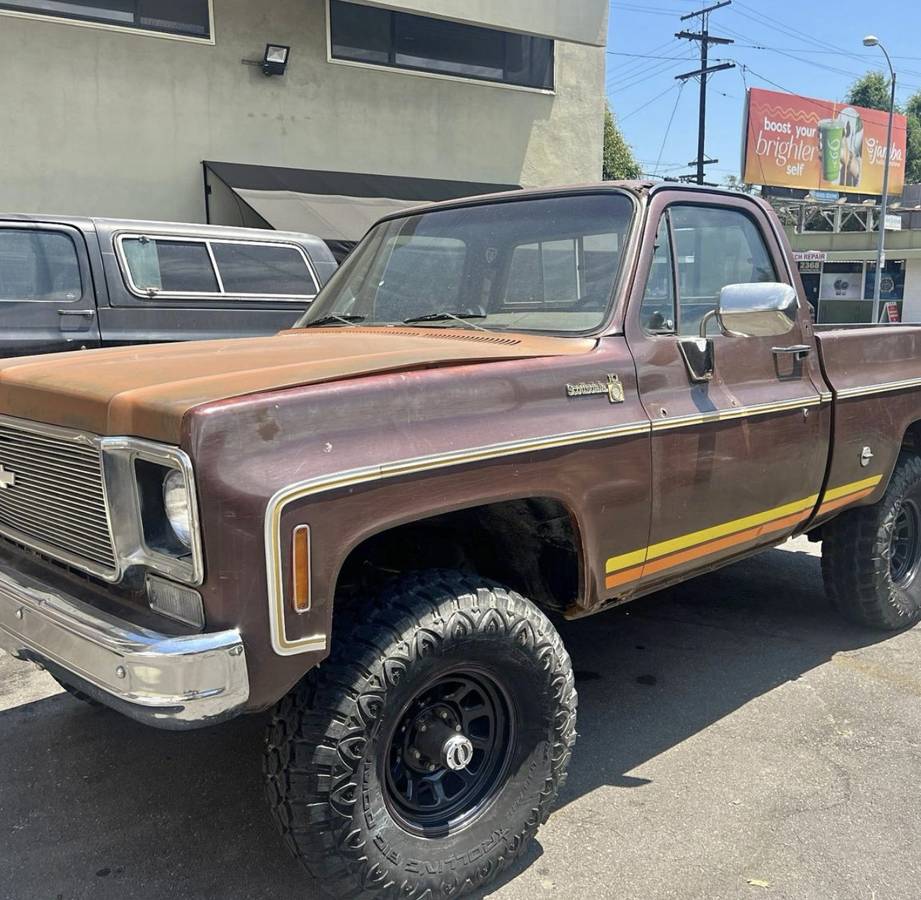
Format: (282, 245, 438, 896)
(0, 328, 594, 443)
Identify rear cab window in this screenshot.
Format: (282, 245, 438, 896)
(118, 235, 319, 299)
(0, 229, 83, 303)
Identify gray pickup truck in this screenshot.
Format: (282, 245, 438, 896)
(0, 215, 337, 357)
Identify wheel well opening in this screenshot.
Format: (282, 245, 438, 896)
(903, 421, 921, 454)
(333, 498, 582, 616)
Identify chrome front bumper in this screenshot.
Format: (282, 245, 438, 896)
(0, 563, 249, 730)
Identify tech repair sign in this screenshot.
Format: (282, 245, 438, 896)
(741, 87, 907, 196)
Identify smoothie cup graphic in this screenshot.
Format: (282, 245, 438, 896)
(818, 118, 845, 183)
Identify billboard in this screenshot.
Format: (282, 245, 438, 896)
(742, 87, 907, 196)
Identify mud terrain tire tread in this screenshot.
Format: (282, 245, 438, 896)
(263, 569, 577, 899)
(823, 452, 921, 630)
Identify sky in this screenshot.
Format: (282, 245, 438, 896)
(606, 0, 921, 184)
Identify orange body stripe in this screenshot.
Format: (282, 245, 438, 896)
(817, 487, 875, 516)
(604, 478, 881, 593)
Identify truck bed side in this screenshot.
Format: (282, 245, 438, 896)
(812, 325, 921, 525)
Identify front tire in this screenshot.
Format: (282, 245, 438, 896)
(264, 570, 577, 898)
(823, 453, 921, 630)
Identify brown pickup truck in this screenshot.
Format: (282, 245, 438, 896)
(2, 182, 921, 898)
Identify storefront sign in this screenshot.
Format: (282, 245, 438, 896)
(793, 250, 827, 262)
(742, 88, 907, 196)
(886, 301, 901, 323)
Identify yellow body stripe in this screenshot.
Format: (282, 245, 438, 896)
(605, 475, 883, 577)
(821, 474, 882, 503)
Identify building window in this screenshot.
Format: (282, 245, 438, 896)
(0, 0, 212, 39)
(329, 0, 554, 90)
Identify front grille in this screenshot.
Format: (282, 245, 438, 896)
(0, 421, 116, 575)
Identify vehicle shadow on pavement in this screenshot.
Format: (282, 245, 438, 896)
(0, 544, 889, 900)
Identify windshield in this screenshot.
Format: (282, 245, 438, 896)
(297, 192, 635, 335)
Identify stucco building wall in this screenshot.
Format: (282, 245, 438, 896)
(0, 0, 607, 224)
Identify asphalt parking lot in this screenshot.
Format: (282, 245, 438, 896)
(3, 535, 921, 900)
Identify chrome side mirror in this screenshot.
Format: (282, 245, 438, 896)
(702, 282, 799, 338)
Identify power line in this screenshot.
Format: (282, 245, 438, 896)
(611, 56, 696, 93)
(606, 51, 696, 60)
(654, 81, 687, 174)
(617, 83, 684, 122)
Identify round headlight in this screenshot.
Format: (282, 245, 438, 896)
(163, 468, 192, 549)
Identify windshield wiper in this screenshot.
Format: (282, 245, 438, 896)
(402, 312, 488, 331)
(303, 314, 366, 328)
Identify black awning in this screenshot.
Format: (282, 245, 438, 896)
(204, 161, 521, 259)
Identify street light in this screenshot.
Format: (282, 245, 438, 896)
(863, 34, 897, 324)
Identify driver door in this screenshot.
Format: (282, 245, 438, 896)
(621, 191, 830, 593)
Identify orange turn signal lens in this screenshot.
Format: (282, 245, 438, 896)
(292, 524, 311, 613)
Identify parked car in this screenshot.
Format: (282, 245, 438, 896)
(3, 182, 921, 898)
(0, 215, 337, 356)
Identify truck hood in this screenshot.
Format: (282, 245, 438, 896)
(0, 328, 594, 443)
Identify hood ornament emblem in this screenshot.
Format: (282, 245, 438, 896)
(0, 465, 15, 490)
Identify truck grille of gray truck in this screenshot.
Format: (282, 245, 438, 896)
(0, 421, 116, 577)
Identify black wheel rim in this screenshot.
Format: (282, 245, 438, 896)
(384, 670, 513, 835)
(890, 500, 920, 585)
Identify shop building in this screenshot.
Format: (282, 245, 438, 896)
(778, 194, 921, 324)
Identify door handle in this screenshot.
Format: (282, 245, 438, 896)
(772, 344, 811, 360)
(58, 309, 96, 317)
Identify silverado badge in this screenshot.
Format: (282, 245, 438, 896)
(566, 374, 624, 404)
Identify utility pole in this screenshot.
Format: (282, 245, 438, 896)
(675, 1, 735, 185)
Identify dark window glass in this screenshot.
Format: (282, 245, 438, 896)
(640, 216, 676, 332)
(669, 205, 776, 335)
(329, 0, 390, 64)
(138, 0, 209, 36)
(0, 230, 82, 302)
(211, 243, 318, 296)
(0, 0, 211, 38)
(122, 238, 218, 294)
(329, 0, 554, 90)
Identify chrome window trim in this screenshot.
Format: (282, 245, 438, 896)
(114, 233, 321, 302)
(0, 417, 203, 586)
(0, 1, 215, 44)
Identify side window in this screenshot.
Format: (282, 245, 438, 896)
(0, 229, 82, 303)
(640, 216, 676, 332)
(669, 205, 777, 335)
(122, 238, 219, 294)
(211, 243, 318, 297)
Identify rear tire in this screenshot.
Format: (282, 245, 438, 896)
(263, 570, 577, 899)
(823, 453, 921, 630)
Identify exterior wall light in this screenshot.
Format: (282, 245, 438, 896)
(263, 44, 291, 76)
